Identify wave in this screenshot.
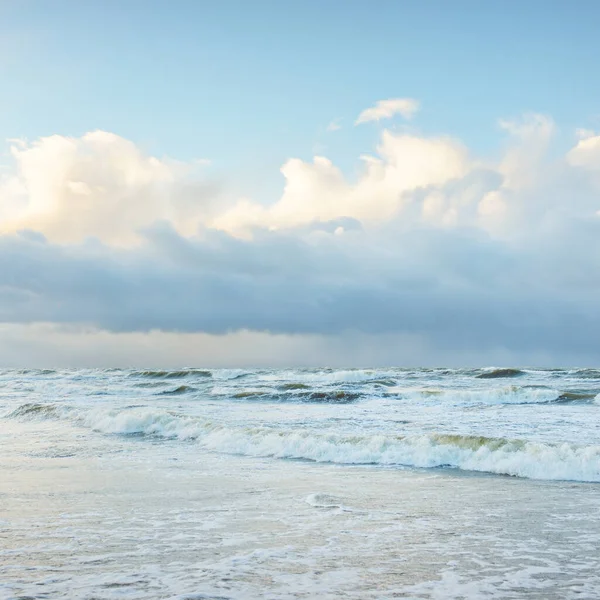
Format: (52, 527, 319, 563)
(555, 391, 599, 403)
(77, 407, 196, 437)
(233, 390, 267, 399)
(15, 369, 57, 376)
(368, 378, 398, 387)
(388, 385, 564, 405)
(15, 405, 593, 482)
(300, 391, 361, 403)
(158, 385, 196, 396)
(476, 368, 524, 379)
(262, 369, 401, 385)
(7, 402, 62, 419)
(221, 381, 596, 406)
(224, 371, 255, 380)
(231, 389, 362, 403)
(131, 369, 212, 379)
(278, 383, 311, 390)
(568, 369, 600, 380)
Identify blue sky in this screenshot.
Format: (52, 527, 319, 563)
(2, 1, 600, 366)
(3, 1, 600, 169)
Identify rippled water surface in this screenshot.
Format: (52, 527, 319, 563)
(2, 367, 600, 598)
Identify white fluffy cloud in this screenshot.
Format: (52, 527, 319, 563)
(567, 129, 600, 171)
(0, 131, 214, 245)
(355, 98, 420, 124)
(211, 131, 469, 235)
(2, 112, 600, 365)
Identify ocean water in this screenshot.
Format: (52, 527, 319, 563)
(2, 367, 600, 599)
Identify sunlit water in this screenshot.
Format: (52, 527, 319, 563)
(2, 367, 600, 599)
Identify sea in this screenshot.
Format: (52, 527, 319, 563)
(2, 367, 600, 599)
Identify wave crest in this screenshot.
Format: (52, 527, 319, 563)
(7, 402, 62, 419)
(476, 368, 524, 379)
(229, 389, 362, 403)
(131, 369, 212, 379)
(51, 406, 600, 482)
(389, 385, 563, 405)
(158, 385, 196, 395)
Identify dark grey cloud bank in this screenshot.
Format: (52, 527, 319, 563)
(3, 119, 600, 365)
(2, 211, 600, 361)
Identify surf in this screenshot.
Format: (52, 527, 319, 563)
(9, 402, 600, 482)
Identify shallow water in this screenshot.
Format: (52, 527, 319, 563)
(2, 367, 600, 598)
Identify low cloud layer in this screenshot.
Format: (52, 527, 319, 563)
(2, 106, 600, 365)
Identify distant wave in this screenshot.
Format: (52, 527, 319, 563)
(157, 385, 197, 395)
(130, 369, 212, 379)
(232, 390, 267, 399)
(476, 368, 524, 379)
(231, 389, 362, 404)
(555, 391, 599, 402)
(262, 369, 402, 385)
(298, 391, 361, 403)
(9, 404, 599, 482)
(568, 369, 600, 379)
(278, 383, 311, 390)
(15, 369, 57, 376)
(7, 402, 62, 419)
(388, 385, 569, 406)
(367, 378, 398, 387)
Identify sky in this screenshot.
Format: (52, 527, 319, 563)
(1, 0, 600, 367)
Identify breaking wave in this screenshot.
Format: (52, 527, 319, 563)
(11, 404, 598, 482)
(131, 369, 212, 379)
(389, 385, 568, 405)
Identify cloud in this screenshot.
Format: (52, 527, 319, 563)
(567, 130, 600, 171)
(355, 98, 420, 124)
(2, 117, 600, 365)
(211, 132, 469, 235)
(1, 205, 600, 361)
(497, 114, 555, 189)
(0, 131, 215, 245)
(0, 323, 578, 369)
